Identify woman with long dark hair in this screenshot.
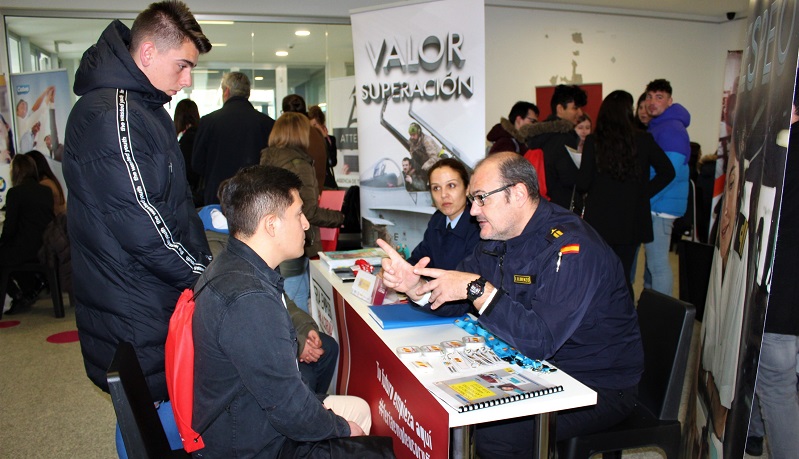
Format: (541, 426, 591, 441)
(1, 154, 54, 314)
(25, 150, 66, 216)
(576, 90, 674, 287)
(174, 98, 202, 206)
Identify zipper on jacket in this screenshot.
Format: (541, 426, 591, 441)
(165, 160, 173, 202)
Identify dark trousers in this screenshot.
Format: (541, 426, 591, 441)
(299, 332, 339, 394)
(474, 385, 637, 459)
(611, 243, 639, 296)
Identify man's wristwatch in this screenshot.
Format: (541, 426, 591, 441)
(466, 277, 487, 302)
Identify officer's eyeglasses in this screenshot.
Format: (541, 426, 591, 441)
(467, 184, 514, 207)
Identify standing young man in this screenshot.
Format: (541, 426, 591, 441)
(643, 79, 690, 295)
(63, 1, 212, 455)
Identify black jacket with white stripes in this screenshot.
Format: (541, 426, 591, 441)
(63, 20, 211, 401)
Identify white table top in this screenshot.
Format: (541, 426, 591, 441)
(311, 260, 597, 428)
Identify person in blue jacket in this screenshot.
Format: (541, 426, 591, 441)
(378, 152, 643, 459)
(642, 79, 691, 295)
(406, 158, 481, 271)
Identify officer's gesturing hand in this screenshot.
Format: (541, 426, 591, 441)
(413, 267, 489, 310)
(376, 238, 429, 301)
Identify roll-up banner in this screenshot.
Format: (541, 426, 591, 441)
(351, 0, 486, 253)
(685, 0, 799, 457)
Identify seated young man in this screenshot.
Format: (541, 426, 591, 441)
(192, 165, 371, 457)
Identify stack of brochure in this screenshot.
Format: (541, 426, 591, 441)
(318, 247, 387, 270)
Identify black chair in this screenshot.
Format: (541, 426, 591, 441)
(0, 257, 64, 319)
(106, 342, 190, 459)
(558, 289, 696, 459)
(678, 240, 713, 322)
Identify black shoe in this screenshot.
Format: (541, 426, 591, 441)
(745, 435, 763, 456)
(5, 295, 36, 315)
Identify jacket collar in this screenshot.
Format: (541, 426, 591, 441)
(225, 236, 283, 288)
(73, 20, 171, 107)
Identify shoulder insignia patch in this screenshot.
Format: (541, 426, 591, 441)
(547, 226, 565, 242)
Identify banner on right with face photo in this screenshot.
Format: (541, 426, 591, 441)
(683, 0, 799, 457)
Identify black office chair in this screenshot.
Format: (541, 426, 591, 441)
(558, 289, 696, 459)
(0, 256, 64, 319)
(106, 342, 190, 459)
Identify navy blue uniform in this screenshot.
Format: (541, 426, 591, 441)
(429, 199, 643, 457)
(407, 202, 481, 271)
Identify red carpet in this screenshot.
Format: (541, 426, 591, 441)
(0, 320, 21, 328)
(47, 330, 80, 343)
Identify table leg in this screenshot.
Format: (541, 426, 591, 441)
(450, 425, 474, 458)
(534, 412, 557, 459)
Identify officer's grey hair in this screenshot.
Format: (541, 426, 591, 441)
(222, 71, 251, 99)
(475, 153, 540, 202)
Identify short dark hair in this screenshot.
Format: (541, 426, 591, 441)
(174, 98, 199, 134)
(474, 152, 539, 201)
(645, 79, 672, 95)
(218, 165, 303, 238)
(130, 1, 211, 55)
(508, 101, 539, 123)
(11, 153, 38, 187)
(282, 94, 308, 116)
(222, 72, 251, 99)
(427, 158, 470, 189)
(550, 85, 587, 114)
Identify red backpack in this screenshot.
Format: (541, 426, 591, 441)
(165, 288, 205, 453)
(523, 148, 549, 201)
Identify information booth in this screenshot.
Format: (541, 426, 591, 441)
(309, 260, 597, 459)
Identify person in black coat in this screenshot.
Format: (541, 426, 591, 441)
(174, 98, 202, 206)
(407, 158, 481, 271)
(577, 90, 674, 289)
(1, 154, 54, 313)
(192, 71, 275, 205)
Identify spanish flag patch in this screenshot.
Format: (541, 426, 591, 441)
(560, 244, 580, 254)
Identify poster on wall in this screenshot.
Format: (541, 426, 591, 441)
(683, 0, 799, 457)
(9, 69, 71, 201)
(351, 0, 486, 253)
(0, 74, 15, 207)
(329, 76, 360, 188)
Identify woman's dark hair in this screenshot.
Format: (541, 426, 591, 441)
(594, 90, 638, 181)
(635, 92, 648, 130)
(24, 150, 65, 200)
(11, 153, 38, 187)
(174, 98, 200, 135)
(427, 157, 470, 189)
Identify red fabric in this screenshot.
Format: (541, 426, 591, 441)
(523, 148, 549, 200)
(165, 288, 205, 453)
(318, 190, 346, 253)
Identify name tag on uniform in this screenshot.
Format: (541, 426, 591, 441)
(513, 275, 534, 284)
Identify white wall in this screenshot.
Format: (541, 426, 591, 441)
(485, 5, 746, 155)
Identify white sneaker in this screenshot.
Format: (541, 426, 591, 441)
(3, 294, 12, 314)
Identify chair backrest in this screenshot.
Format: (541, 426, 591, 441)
(678, 240, 713, 322)
(106, 342, 178, 459)
(319, 190, 347, 252)
(636, 289, 696, 421)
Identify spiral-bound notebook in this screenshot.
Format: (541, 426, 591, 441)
(428, 366, 563, 413)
